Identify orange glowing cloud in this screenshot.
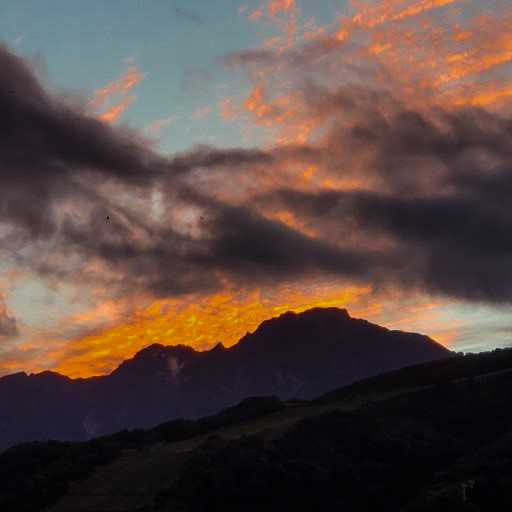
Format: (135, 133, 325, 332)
(220, 0, 512, 243)
(436, 12, 512, 85)
(235, 0, 512, 131)
(243, 84, 300, 126)
(351, 0, 458, 28)
(268, 0, 295, 16)
(248, 7, 264, 20)
(248, 0, 297, 49)
(98, 96, 133, 123)
(220, 97, 237, 120)
(249, 0, 296, 21)
(88, 65, 145, 123)
(453, 84, 512, 107)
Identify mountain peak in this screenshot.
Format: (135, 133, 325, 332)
(277, 307, 350, 321)
(132, 343, 196, 359)
(248, 307, 352, 340)
(29, 370, 70, 381)
(210, 342, 227, 352)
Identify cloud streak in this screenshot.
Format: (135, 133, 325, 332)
(175, 7, 204, 25)
(0, 293, 18, 340)
(88, 65, 145, 123)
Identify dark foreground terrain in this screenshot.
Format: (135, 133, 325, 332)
(0, 347, 511, 512)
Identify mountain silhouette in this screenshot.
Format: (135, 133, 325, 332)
(0, 307, 450, 452)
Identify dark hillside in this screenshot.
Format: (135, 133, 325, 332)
(148, 366, 512, 512)
(0, 347, 510, 512)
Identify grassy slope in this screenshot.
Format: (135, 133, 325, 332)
(47, 388, 414, 512)
(48, 353, 512, 512)
(152, 369, 512, 512)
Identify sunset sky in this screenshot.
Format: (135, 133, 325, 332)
(1, 0, 512, 378)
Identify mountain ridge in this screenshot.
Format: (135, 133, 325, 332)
(0, 307, 450, 451)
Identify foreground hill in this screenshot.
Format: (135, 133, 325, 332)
(0, 308, 449, 451)
(0, 348, 510, 512)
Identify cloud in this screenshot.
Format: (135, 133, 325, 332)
(0, 44, 274, 300)
(175, 7, 204, 25)
(253, 90, 512, 303)
(202, 205, 398, 286)
(0, 47, 167, 247)
(352, 0, 459, 28)
(0, 293, 19, 340)
(4, 7, 512, 315)
(88, 65, 145, 123)
(248, 7, 264, 21)
(3, 43, 379, 304)
(213, 1, 512, 306)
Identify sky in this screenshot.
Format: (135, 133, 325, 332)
(1, 0, 512, 378)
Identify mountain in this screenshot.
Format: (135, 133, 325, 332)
(0, 307, 450, 452)
(1, 347, 511, 512)
(148, 353, 512, 512)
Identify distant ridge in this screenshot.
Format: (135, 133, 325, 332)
(0, 307, 450, 451)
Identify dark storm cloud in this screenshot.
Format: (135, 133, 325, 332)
(0, 43, 166, 239)
(203, 206, 400, 284)
(0, 45, 277, 299)
(53, 191, 394, 299)
(0, 44, 269, 200)
(266, 187, 512, 302)
(4, 42, 512, 305)
(257, 91, 512, 303)
(0, 49, 164, 183)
